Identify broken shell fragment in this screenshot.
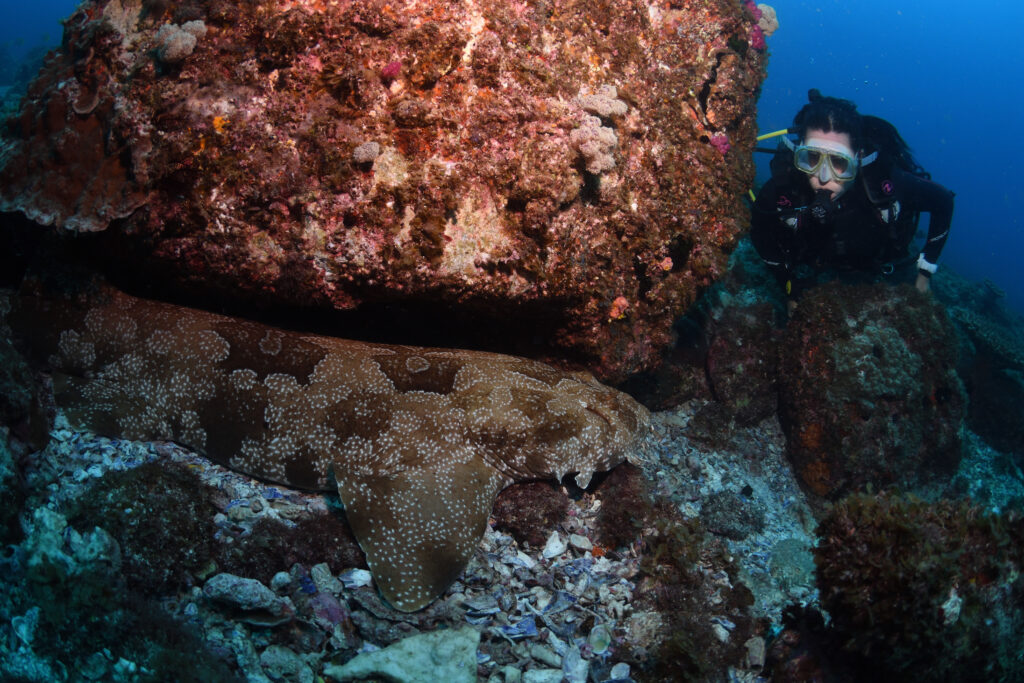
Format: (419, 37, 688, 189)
(542, 531, 567, 559)
(587, 623, 613, 655)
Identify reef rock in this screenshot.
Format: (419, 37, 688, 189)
(777, 283, 966, 500)
(966, 367, 1024, 459)
(704, 302, 778, 426)
(0, 430, 24, 545)
(0, 295, 36, 430)
(815, 493, 1024, 681)
(938, 280, 1024, 459)
(0, 0, 767, 380)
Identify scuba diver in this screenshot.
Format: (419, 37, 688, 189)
(750, 89, 954, 311)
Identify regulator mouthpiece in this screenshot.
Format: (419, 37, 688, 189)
(809, 189, 834, 225)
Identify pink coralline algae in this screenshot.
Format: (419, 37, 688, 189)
(0, 0, 767, 382)
(709, 133, 731, 155)
(380, 60, 402, 81)
(749, 25, 767, 51)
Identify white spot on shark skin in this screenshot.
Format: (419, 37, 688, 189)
(56, 329, 96, 367)
(12, 284, 652, 612)
(405, 355, 430, 373)
(259, 329, 284, 355)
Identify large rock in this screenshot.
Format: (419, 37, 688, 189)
(0, 0, 767, 381)
(814, 493, 1024, 681)
(705, 302, 778, 426)
(939, 282, 1024, 459)
(777, 283, 966, 499)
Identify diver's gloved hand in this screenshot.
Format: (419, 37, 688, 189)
(808, 189, 834, 225)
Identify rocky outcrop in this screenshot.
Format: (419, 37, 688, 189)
(814, 494, 1024, 681)
(777, 283, 966, 499)
(933, 272, 1024, 459)
(0, 0, 768, 380)
(705, 302, 778, 426)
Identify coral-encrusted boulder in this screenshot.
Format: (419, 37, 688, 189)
(777, 283, 965, 499)
(0, 0, 767, 381)
(815, 494, 1024, 681)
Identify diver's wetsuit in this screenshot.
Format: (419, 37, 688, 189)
(750, 166, 954, 298)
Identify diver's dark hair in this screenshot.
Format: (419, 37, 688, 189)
(861, 114, 925, 174)
(793, 89, 864, 150)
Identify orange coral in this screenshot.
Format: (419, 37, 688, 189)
(608, 296, 630, 321)
(799, 422, 824, 451)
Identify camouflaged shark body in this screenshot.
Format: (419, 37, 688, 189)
(4, 283, 650, 611)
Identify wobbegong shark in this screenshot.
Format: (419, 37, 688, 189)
(3, 281, 650, 611)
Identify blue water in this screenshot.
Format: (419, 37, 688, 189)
(0, 0, 73, 83)
(757, 0, 1024, 314)
(3, 0, 1023, 312)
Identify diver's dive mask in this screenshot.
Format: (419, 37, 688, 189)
(782, 136, 876, 183)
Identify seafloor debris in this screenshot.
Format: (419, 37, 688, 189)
(324, 627, 480, 682)
(0, 397, 821, 681)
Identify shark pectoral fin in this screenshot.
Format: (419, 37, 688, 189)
(333, 459, 507, 612)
